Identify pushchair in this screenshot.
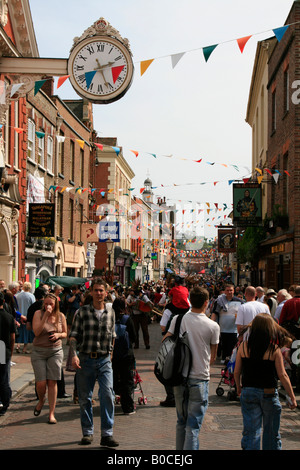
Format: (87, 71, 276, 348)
(115, 364, 147, 407)
(134, 368, 147, 405)
(216, 344, 239, 401)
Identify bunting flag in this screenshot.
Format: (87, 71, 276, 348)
(273, 25, 289, 42)
(36, 131, 45, 139)
(237, 35, 252, 53)
(57, 75, 70, 89)
(112, 65, 125, 83)
(130, 150, 139, 157)
(14, 127, 24, 134)
(140, 59, 154, 76)
(95, 143, 103, 150)
(85, 71, 97, 89)
(171, 52, 185, 68)
(76, 139, 85, 149)
(10, 83, 24, 97)
(202, 44, 218, 62)
(112, 146, 120, 156)
(34, 80, 47, 96)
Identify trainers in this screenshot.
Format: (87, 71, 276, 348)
(80, 435, 93, 445)
(124, 410, 136, 415)
(100, 436, 119, 447)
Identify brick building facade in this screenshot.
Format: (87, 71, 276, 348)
(261, 1, 300, 288)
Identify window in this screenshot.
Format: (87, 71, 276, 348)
(80, 148, 84, 187)
(271, 89, 276, 132)
(57, 192, 63, 238)
(58, 131, 64, 174)
(14, 101, 19, 168)
(284, 67, 289, 113)
(79, 203, 83, 241)
(70, 140, 75, 182)
(38, 130, 45, 166)
(28, 119, 35, 160)
(69, 198, 74, 240)
(47, 136, 53, 172)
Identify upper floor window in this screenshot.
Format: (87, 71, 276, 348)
(47, 136, 53, 173)
(37, 130, 45, 167)
(27, 119, 35, 160)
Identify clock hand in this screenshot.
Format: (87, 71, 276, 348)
(94, 61, 115, 71)
(95, 59, 109, 88)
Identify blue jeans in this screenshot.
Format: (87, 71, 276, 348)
(76, 354, 115, 437)
(240, 387, 282, 450)
(174, 378, 209, 450)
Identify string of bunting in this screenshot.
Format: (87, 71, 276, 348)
(0, 21, 295, 105)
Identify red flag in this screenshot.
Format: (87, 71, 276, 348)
(57, 75, 70, 89)
(111, 66, 125, 84)
(237, 36, 252, 53)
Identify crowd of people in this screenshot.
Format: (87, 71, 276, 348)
(0, 275, 299, 450)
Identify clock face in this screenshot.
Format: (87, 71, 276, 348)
(68, 36, 134, 103)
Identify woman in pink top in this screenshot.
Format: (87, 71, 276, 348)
(31, 293, 67, 424)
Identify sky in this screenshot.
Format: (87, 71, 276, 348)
(29, 0, 295, 240)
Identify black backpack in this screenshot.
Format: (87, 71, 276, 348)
(113, 315, 130, 361)
(154, 314, 192, 387)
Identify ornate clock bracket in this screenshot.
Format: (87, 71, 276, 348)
(71, 17, 132, 55)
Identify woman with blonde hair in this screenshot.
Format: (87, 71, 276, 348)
(234, 313, 297, 450)
(31, 293, 67, 424)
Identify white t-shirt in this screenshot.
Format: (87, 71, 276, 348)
(168, 311, 220, 381)
(160, 308, 172, 328)
(235, 301, 270, 327)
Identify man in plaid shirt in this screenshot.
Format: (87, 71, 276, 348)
(69, 278, 118, 448)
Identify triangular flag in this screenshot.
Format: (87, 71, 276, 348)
(273, 173, 280, 184)
(202, 44, 218, 62)
(147, 153, 157, 158)
(95, 143, 103, 150)
(85, 71, 97, 89)
(14, 127, 24, 134)
(171, 52, 185, 69)
(140, 59, 154, 76)
(255, 167, 262, 175)
(76, 139, 85, 149)
(130, 150, 139, 157)
(111, 66, 125, 83)
(10, 83, 24, 97)
(257, 175, 264, 184)
(264, 168, 273, 176)
(243, 178, 250, 184)
(273, 26, 289, 43)
(194, 159, 202, 163)
(237, 35, 252, 53)
(140, 188, 145, 194)
(112, 146, 120, 156)
(36, 131, 45, 139)
(57, 75, 70, 89)
(34, 80, 46, 95)
(284, 170, 291, 176)
(56, 135, 65, 143)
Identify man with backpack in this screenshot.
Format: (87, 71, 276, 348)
(164, 285, 220, 450)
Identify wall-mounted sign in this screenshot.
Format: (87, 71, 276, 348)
(218, 227, 236, 253)
(233, 183, 262, 226)
(98, 221, 120, 242)
(28, 203, 55, 237)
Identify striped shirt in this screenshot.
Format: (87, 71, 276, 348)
(70, 302, 116, 355)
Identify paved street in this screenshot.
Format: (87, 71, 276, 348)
(1, 321, 300, 452)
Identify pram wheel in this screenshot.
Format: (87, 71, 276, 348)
(138, 396, 147, 405)
(216, 387, 224, 396)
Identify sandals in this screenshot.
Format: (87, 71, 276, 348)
(34, 400, 45, 416)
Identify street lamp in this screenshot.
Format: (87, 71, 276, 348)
(106, 237, 114, 275)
